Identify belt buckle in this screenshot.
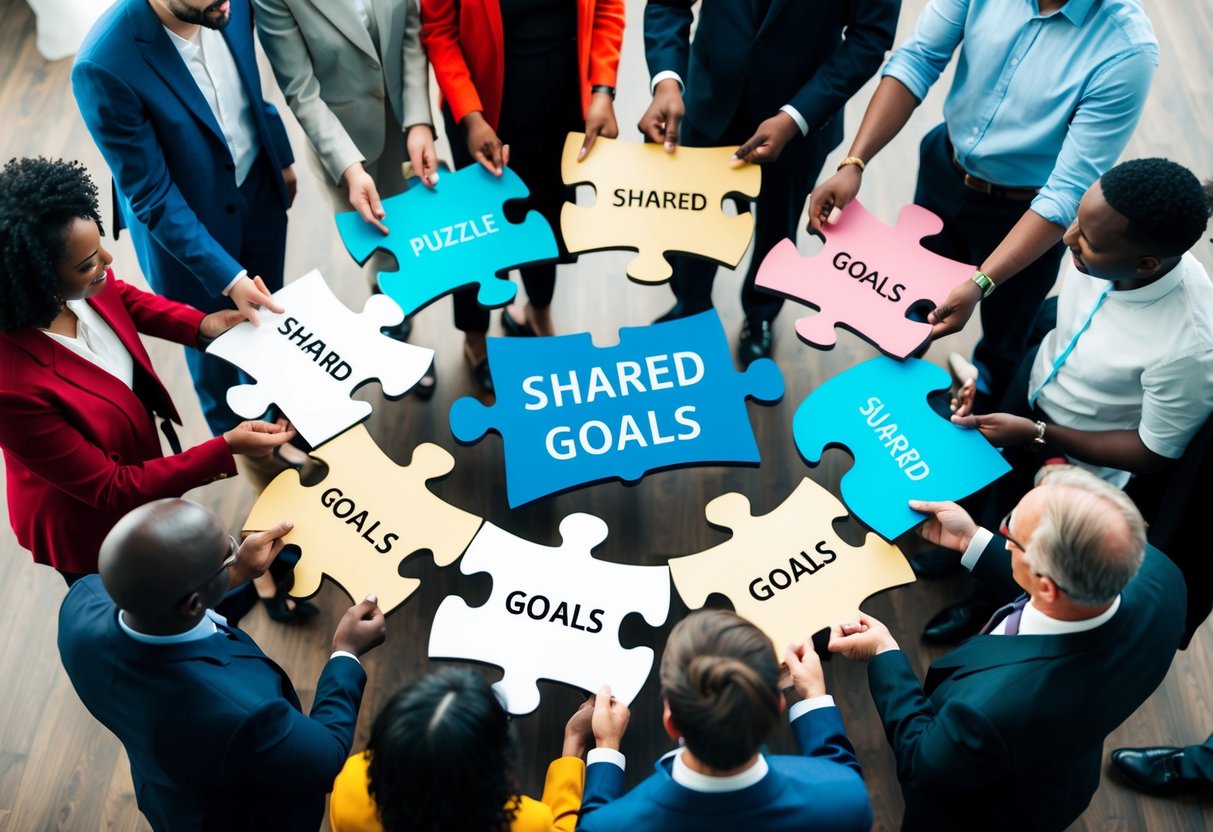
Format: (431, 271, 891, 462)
(963, 173, 992, 195)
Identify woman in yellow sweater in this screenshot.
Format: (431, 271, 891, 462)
(330, 668, 594, 831)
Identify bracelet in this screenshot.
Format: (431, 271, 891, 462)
(590, 84, 616, 99)
(970, 270, 996, 299)
(837, 155, 866, 173)
(1032, 420, 1047, 445)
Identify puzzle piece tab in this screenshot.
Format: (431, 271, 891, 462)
(335, 164, 559, 316)
(205, 269, 434, 446)
(428, 514, 670, 715)
(668, 478, 913, 651)
(449, 310, 784, 507)
(560, 133, 762, 284)
(793, 357, 1010, 540)
(755, 200, 976, 358)
(243, 425, 482, 614)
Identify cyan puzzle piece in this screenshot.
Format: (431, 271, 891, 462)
(428, 514, 671, 715)
(335, 164, 559, 316)
(756, 200, 976, 358)
(449, 310, 784, 507)
(793, 357, 1010, 540)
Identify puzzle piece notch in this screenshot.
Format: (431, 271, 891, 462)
(335, 164, 558, 316)
(668, 478, 914, 652)
(755, 200, 976, 359)
(243, 426, 483, 615)
(792, 357, 1010, 540)
(560, 132, 762, 284)
(206, 269, 436, 446)
(428, 514, 671, 714)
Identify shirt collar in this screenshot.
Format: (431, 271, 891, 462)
(671, 749, 769, 793)
(1109, 253, 1191, 305)
(1050, 0, 1097, 25)
(1019, 595, 1121, 635)
(118, 608, 225, 644)
(163, 24, 199, 58)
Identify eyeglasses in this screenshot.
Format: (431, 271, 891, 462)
(181, 534, 239, 602)
(1000, 510, 1072, 596)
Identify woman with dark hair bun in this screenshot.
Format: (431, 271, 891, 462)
(329, 667, 593, 832)
(578, 610, 873, 832)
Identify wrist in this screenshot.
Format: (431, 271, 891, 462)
(837, 155, 866, 174)
(461, 110, 485, 126)
(654, 78, 681, 96)
(969, 270, 996, 299)
(590, 84, 616, 99)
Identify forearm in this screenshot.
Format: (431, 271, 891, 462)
(977, 209, 1066, 285)
(1043, 423, 1169, 474)
(845, 76, 921, 163)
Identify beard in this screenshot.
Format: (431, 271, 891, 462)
(167, 0, 231, 30)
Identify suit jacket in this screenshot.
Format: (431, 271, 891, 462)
(869, 541, 1185, 831)
(421, 0, 625, 130)
(0, 275, 235, 574)
(254, 0, 433, 185)
(58, 575, 367, 832)
(644, 0, 899, 146)
(72, 0, 294, 310)
(577, 706, 872, 832)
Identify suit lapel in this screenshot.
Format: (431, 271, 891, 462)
(313, 0, 378, 58)
(86, 284, 178, 419)
(756, 0, 791, 37)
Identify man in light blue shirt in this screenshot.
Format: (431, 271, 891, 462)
(809, 0, 1157, 408)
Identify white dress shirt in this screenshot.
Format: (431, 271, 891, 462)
(42, 299, 135, 389)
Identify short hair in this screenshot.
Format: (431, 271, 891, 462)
(1100, 158, 1212, 257)
(1025, 467, 1146, 605)
(660, 610, 781, 771)
(367, 668, 519, 832)
(0, 157, 104, 332)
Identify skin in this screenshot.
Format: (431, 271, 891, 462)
(343, 124, 441, 236)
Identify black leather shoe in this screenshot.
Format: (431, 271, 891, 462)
(654, 304, 688, 325)
(910, 546, 963, 578)
(1111, 747, 1202, 796)
(738, 318, 774, 366)
(922, 598, 994, 644)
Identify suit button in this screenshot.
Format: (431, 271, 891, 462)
(372, 89, 384, 100)
(369, 61, 380, 71)
(226, 205, 237, 214)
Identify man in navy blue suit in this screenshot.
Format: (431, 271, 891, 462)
(58, 499, 386, 832)
(639, 0, 900, 365)
(72, 0, 296, 435)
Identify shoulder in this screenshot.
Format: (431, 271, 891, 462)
(1089, 0, 1158, 52)
(76, 0, 135, 63)
(765, 759, 872, 826)
(57, 576, 116, 655)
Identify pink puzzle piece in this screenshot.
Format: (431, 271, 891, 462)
(756, 200, 975, 359)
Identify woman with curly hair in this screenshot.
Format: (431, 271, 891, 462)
(329, 667, 592, 832)
(0, 157, 295, 585)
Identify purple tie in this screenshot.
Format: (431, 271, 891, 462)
(981, 595, 1030, 635)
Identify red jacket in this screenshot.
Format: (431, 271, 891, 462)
(421, 0, 625, 129)
(0, 274, 236, 574)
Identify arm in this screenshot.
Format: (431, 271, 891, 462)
(114, 278, 207, 348)
(579, 0, 625, 158)
(789, 706, 862, 777)
(400, 0, 435, 131)
(539, 757, 587, 832)
(642, 0, 693, 83)
(419, 0, 483, 124)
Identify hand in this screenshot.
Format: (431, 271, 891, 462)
(344, 162, 388, 235)
(406, 124, 440, 187)
(282, 165, 297, 207)
(806, 165, 862, 234)
(828, 613, 899, 662)
(591, 684, 630, 751)
(332, 595, 387, 657)
(228, 520, 294, 586)
(950, 412, 1039, 447)
(228, 274, 283, 327)
(951, 378, 977, 417)
(580, 92, 619, 160)
(907, 499, 978, 552)
(638, 79, 684, 152)
(197, 309, 246, 345)
(927, 279, 982, 340)
(223, 419, 298, 456)
(732, 112, 799, 166)
(782, 640, 827, 700)
(562, 697, 596, 758)
(463, 111, 508, 175)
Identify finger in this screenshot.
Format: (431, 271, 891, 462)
(950, 414, 980, 428)
(783, 643, 802, 669)
(642, 115, 666, 146)
(242, 301, 261, 328)
(664, 113, 681, 152)
(490, 142, 505, 174)
(579, 127, 600, 161)
(473, 150, 498, 175)
(808, 195, 831, 234)
(908, 499, 957, 513)
(500, 143, 510, 169)
(252, 276, 284, 314)
(732, 136, 760, 164)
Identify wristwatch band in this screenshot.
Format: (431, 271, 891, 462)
(591, 84, 616, 99)
(970, 270, 996, 299)
(837, 155, 866, 172)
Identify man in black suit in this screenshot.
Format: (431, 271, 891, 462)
(829, 465, 1185, 831)
(639, 0, 900, 364)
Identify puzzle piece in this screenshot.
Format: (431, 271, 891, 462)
(793, 357, 1010, 540)
(668, 478, 914, 651)
(205, 269, 434, 446)
(755, 200, 976, 358)
(242, 425, 482, 614)
(560, 133, 762, 284)
(335, 164, 559, 316)
(449, 310, 784, 507)
(428, 514, 670, 715)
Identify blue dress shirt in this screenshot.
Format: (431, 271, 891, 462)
(882, 0, 1157, 227)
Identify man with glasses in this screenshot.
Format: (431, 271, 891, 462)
(827, 466, 1185, 831)
(57, 499, 387, 832)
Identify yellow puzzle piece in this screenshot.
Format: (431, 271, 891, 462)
(668, 478, 914, 652)
(560, 132, 763, 284)
(243, 425, 483, 614)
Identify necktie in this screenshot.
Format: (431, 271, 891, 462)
(1028, 283, 1112, 408)
(980, 595, 1030, 635)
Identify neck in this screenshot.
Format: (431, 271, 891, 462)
(679, 748, 759, 778)
(1038, 0, 1067, 13)
(1112, 257, 1181, 292)
(148, 0, 198, 39)
(120, 609, 203, 637)
(44, 304, 79, 337)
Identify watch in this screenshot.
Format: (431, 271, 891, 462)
(970, 270, 996, 299)
(591, 84, 616, 99)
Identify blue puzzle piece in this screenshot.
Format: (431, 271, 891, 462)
(792, 357, 1010, 540)
(450, 310, 784, 507)
(335, 165, 559, 316)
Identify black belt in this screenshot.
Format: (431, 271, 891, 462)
(950, 155, 1040, 201)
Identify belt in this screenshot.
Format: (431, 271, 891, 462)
(951, 155, 1039, 201)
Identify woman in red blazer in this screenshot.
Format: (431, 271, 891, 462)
(0, 158, 295, 584)
(421, 0, 625, 390)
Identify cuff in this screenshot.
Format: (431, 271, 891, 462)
(221, 270, 247, 297)
(779, 105, 809, 137)
(587, 747, 626, 771)
(788, 695, 835, 722)
(650, 70, 684, 95)
(961, 528, 995, 571)
(330, 650, 362, 665)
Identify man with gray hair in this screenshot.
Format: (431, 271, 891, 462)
(828, 466, 1185, 831)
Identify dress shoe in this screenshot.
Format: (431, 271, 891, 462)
(921, 598, 995, 644)
(1111, 747, 1203, 796)
(910, 546, 964, 578)
(738, 318, 774, 366)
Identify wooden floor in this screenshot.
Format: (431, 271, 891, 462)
(2, 1, 1212, 829)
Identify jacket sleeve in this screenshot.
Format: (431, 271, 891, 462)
(970, 535, 1026, 604)
(588, 0, 625, 88)
(789, 704, 863, 778)
(401, 0, 435, 129)
(420, 0, 483, 124)
(538, 756, 586, 832)
(115, 279, 207, 347)
(575, 758, 626, 829)
(642, 0, 694, 81)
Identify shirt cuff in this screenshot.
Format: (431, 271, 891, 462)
(788, 695, 835, 722)
(221, 269, 248, 297)
(329, 650, 361, 665)
(650, 70, 684, 95)
(779, 105, 809, 137)
(961, 528, 995, 571)
(587, 747, 626, 770)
